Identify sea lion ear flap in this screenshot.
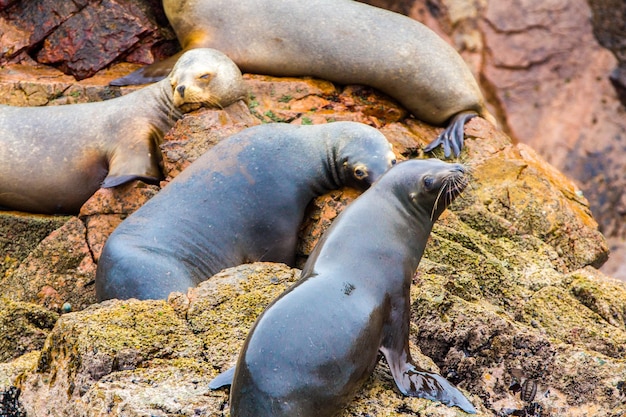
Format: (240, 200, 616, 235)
(109, 52, 183, 86)
(208, 366, 236, 390)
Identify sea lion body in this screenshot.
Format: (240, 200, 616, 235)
(95, 122, 397, 301)
(112, 0, 495, 156)
(210, 159, 476, 416)
(0, 48, 245, 214)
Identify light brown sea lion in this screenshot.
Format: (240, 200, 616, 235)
(209, 158, 475, 416)
(95, 122, 397, 301)
(0, 48, 245, 214)
(110, 0, 496, 157)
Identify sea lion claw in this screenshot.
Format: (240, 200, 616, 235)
(423, 111, 478, 158)
(209, 366, 236, 390)
(399, 366, 477, 414)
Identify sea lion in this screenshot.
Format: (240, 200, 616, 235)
(95, 121, 397, 301)
(209, 159, 476, 416)
(0, 48, 245, 214)
(109, 0, 496, 158)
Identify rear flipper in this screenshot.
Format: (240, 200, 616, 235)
(109, 52, 183, 86)
(423, 111, 477, 158)
(208, 366, 236, 390)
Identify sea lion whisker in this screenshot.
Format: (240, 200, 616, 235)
(431, 183, 447, 221)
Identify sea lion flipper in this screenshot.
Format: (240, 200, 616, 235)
(423, 111, 478, 158)
(109, 52, 184, 86)
(381, 346, 476, 414)
(397, 365, 477, 414)
(102, 138, 164, 188)
(101, 174, 161, 188)
(208, 366, 236, 390)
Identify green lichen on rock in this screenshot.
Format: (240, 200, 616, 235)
(0, 212, 71, 278)
(186, 262, 300, 367)
(0, 299, 59, 363)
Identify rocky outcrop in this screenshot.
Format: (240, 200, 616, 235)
(0, 66, 622, 416)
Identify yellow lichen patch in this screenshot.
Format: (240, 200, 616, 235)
(568, 267, 626, 328)
(186, 263, 300, 368)
(523, 286, 626, 357)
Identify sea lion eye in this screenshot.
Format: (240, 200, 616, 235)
(199, 73, 214, 81)
(391, 159, 397, 165)
(353, 165, 368, 180)
(423, 175, 435, 190)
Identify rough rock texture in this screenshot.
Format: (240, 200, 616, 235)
(0, 65, 622, 416)
(588, 0, 626, 106)
(0, 0, 177, 80)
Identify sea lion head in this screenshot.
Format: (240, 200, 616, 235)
(388, 159, 468, 221)
(332, 122, 397, 191)
(169, 48, 247, 112)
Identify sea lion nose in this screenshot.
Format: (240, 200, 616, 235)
(176, 85, 186, 98)
(452, 164, 466, 173)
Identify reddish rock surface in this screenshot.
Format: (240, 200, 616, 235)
(0, 0, 177, 79)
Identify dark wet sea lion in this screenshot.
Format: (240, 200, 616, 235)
(0, 48, 245, 214)
(210, 159, 476, 416)
(95, 122, 397, 301)
(110, 0, 496, 157)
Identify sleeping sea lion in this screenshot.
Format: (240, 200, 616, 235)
(0, 48, 245, 214)
(109, 0, 496, 157)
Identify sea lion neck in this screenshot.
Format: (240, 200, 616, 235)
(153, 78, 185, 131)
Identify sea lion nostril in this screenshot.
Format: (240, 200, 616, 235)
(177, 85, 186, 97)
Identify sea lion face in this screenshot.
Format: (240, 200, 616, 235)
(336, 127, 397, 190)
(398, 159, 468, 221)
(169, 48, 246, 111)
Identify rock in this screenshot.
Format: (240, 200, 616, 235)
(0, 300, 57, 362)
(1, 217, 97, 312)
(0, 212, 70, 279)
(588, 0, 626, 106)
(0, 0, 177, 80)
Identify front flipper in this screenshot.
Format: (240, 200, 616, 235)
(109, 52, 183, 86)
(381, 347, 476, 414)
(102, 138, 164, 188)
(208, 366, 236, 390)
(101, 174, 161, 188)
(423, 111, 478, 158)
(395, 364, 476, 413)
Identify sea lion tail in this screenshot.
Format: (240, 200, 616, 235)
(208, 366, 236, 390)
(109, 52, 184, 86)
